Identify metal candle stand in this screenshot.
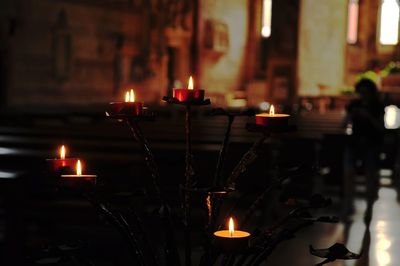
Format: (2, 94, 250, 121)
(40, 96, 362, 266)
(106, 107, 181, 266)
(162, 96, 211, 266)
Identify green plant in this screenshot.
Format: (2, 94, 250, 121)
(380, 61, 400, 77)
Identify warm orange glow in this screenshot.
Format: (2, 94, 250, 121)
(269, 105, 275, 116)
(188, 76, 194, 90)
(60, 145, 66, 160)
(125, 90, 135, 102)
(76, 160, 82, 176)
(229, 217, 234, 237)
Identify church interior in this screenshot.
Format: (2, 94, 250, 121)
(1, 0, 400, 265)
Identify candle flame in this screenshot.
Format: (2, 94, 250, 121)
(60, 145, 66, 160)
(269, 105, 275, 116)
(229, 217, 234, 237)
(76, 160, 82, 176)
(130, 89, 135, 102)
(125, 90, 135, 102)
(188, 76, 194, 90)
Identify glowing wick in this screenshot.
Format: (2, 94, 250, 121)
(60, 145, 66, 160)
(269, 105, 275, 116)
(229, 217, 235, 237)
(188, 76, 194, 90)
(76, 160, 82, 176)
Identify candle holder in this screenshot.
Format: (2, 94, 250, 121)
(34, 92, 363, 266)
(46, 145, 79, 173)
(162, 95, 211, 106)
(213, 230, 250, 253)
(46, 158, 79, 173)
(246, 122, 296, 134)
(59, 174, 97, 190)
(107, 89, 146, 117)
(254, 105, 290, 131)
(58, 160, 97, 191)
(171, 76, 206, 103)
(105, 106, 155, 121)
(173, 88, 205, 102)
(108, 101, 143, 116)
(212, 217, 250, 254)
(255, 113, 289, 129)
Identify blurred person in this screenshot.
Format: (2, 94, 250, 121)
(342, 78, 385, 217)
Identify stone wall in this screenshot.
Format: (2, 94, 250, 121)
(2, 0, 150, 106)
(6, 0, 391, 107)
(200, 0, 248, 106)
(0, 0, 195, 107)
(298, 0, 347, 96)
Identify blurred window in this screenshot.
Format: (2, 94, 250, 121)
(379, 0, 400, 45)
(384, 105, 400, 129)
(261, 0, 273, 38)
(347, 0, 359, 44)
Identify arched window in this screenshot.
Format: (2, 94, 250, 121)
(379, 0, 400, 45)
(347, 0, 359, 44)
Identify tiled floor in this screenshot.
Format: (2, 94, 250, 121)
(369, 186, 400, 266)
(265, 175, 400, 266)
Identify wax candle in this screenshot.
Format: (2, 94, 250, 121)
(109, 89, 143, 116)
(255, 105, 290, 129)
(46, 145, 79, 172)
(214, 217, 250, 252)
(173, 76, 205, 102)
(60, 160, 97, 188)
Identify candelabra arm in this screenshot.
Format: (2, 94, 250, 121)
(83, 193, 149, 266)
(126, 119, 162, 198)
(214, 115, 234, 187)
(198, 115, 235, 266)
(240, 176, 288, 227)
(226, 134, 268, 190)
(184, 104, 194, 266)
(126, 119, 181, 266)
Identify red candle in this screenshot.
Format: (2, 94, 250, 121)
(109, 89, 143, 116)
(60, 159, 97, 188)
(255, 105, 289, 129)
(173, 76, 205, 102)
(46, 145, 78, 172)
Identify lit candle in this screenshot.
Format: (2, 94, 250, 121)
(60, 159, 97, 188)
(255, 105, 290, 129)
(214, 217, 250, 252)
(109, 89, 143, 116)
(46, 145, 79, 172)
(173, 76, 205, 102)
